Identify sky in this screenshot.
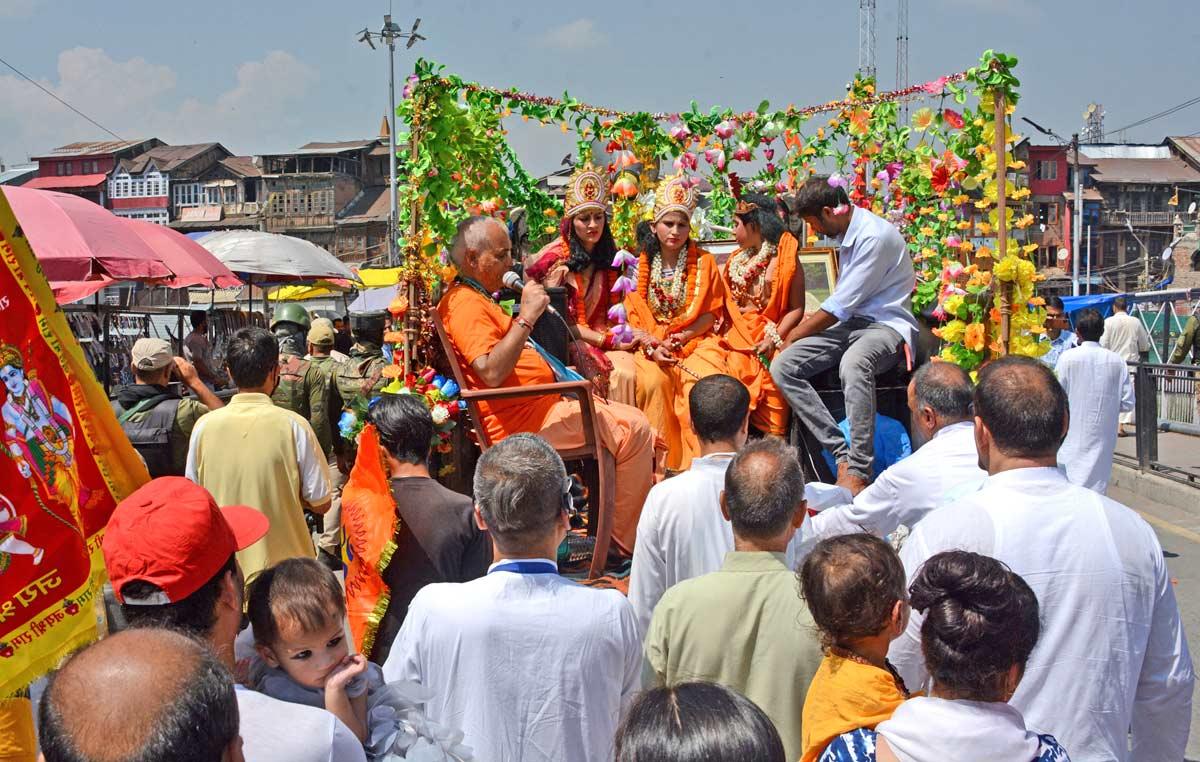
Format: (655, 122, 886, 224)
(1, 0, 1198, 176)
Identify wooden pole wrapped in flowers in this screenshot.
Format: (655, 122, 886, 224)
(390, 50, 1045, 376)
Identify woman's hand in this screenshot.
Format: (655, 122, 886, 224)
(754, 337, 777, 358)
(648, 344, 677, 364)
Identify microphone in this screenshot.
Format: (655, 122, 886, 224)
(502, 270, 558, 315)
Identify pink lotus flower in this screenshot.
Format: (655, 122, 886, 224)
(612, 275, 636, 295)
(704, 148, 727, 171)
(775, 181, 789, 193)
(669, 124, 691, 141)
(832, 203, 850, 215)
(732, 144, 752, 162)
(766, 162, 776, 173)
(607, 303, 628, 323)
(886, 161, 904, 181)
(944, 235, 962, 249)
(763, 148, 775, 161)
(923, 76, 949, 94)
(941, 262, 965, 281)
(828, 174, 849, 190)
(688, 176, 703, 187)
(875, 169, 890, 184)
(611, 249, 639, 269)
(715, 120, 736, 140)
(611, 324, 634, 344)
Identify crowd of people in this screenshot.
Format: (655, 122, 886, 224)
(24, 172, 1198, 762)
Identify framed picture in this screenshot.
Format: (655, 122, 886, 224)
(798, 247, 839, 315)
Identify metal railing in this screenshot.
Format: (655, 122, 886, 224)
(1100, 210, 1178, 227)
(1117, 362, 1200, 486)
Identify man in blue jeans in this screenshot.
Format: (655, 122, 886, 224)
(770, 177, 917, 495)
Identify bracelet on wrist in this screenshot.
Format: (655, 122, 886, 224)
(514, 316, 534, 332)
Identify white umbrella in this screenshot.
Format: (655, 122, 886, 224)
(196, 230, 356, 282)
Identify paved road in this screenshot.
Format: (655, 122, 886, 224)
(1108, 481, 1200, 760)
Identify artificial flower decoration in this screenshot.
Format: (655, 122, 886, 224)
(912, 107, 935, 131)
(611, 173, 639, 198)
(943, 108, 965, 129)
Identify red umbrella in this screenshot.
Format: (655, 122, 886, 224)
(2, 186, 173, 303)
(119, 217, 241, 290)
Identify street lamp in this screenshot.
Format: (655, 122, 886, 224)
(357, 14, 426, 267)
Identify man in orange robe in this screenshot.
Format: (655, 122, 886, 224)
(708, 194, 807, 436)
(438, 215, 656, 556)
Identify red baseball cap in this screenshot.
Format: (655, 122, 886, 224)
(103, 477, 269, 605)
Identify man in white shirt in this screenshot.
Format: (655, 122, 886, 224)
(383, 434, 641, 762)
(890, 357, 1193, 762)
(1057, 308, 1135, 494)
(1101, 296, 1149, 436)
(102, 477, 366, 762)
(771, 177, 918, 495)
(629, 375, 813, 634)
(810, 361, 985, 540)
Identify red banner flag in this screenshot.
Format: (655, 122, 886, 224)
(0, 190, 148, 696)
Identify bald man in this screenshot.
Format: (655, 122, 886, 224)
(438, 215, 658, 557)
(39, 628, 242, 762)
(809, 361, 985, 540)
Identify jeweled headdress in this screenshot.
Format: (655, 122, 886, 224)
(0, 344, 22, 369)
(653, 172, 697, 223)
(564, 161, 608, 218)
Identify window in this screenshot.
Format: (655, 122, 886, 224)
(64, 162, 73, 176)
(1037, 160, 1057, 181)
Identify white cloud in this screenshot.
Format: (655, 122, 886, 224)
(538, 18, 607, 50)
(0, 47, 316, 162)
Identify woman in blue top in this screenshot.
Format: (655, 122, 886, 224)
(821, 550, 1070, 762)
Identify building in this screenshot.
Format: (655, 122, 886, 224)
(26, 139, 163, 206)
(169, 155, 263, 232)
(1079, 143, 1200, 292)
(108, 143, 235, 225)
(258, 135, 392, 263)
(0, 162, 37, 187)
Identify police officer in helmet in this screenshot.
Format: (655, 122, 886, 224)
(269, 303, 332, 453)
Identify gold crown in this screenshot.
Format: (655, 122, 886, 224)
(0, 343, 22, 370)
(653, 172, 697, 223)
(563, 161, 608, 217)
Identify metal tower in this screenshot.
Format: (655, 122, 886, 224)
(859, 0, 877, 82)
(895, 0, 909, 117)
(1082, 103, 1105, 144)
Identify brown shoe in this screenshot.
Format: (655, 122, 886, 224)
(836, 462, 869, 496)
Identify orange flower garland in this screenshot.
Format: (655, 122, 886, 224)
(637, 242, 699, 325)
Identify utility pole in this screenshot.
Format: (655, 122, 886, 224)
(895, 0, 909, 120)
(357, 14, 425, 267)
(1072, 133, 1082, 296)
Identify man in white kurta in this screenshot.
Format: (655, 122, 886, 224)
(382, 435, 641, 762)
(810, 362, 985, 540)
(1101, 296, 1149, 432)
(1057, 309, 1135, 493)
(890, 357, 1193, 762)
(628, 376, 814, 634)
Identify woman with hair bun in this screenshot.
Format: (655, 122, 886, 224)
(820, 550, 1070, 762)
(614, 682, 786, 762)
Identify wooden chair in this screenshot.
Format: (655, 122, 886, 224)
(432, 310, 615, 579)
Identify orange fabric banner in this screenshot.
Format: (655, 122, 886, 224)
(0, 190, 148, 697)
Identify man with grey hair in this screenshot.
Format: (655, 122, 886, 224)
(382, 434, 641, 762)
(643, 437, 823, 762)
(437, 215, 657, 558)
(810, 361, 985, 540)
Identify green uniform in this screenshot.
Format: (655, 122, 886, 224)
(307, 353, 345, 456)
(1170, 316, 1199, 365)
(271, 352, 332, 454)
(331, 342, 387, 453)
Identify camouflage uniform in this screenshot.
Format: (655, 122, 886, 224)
(271, 351, 332, 455)
(332, 342, 388, 450)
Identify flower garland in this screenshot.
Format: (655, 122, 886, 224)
(636, 244, 698, 324)
(726, 241, 777, 312)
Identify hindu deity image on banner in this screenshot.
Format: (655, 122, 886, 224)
(0, 190, 147, 696)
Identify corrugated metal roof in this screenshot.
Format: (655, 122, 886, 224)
(0, 165, 37, 185)
(339, 185, 389, 223)
(1081, 144, 1172, 160)
(119, 143, 225, 174)
(1090, 157, 1200, 185)
(32, 139, 152, 158)
(23, 173, 109, 189)
(219, 156, 261, 177)
(1168, 136, 1200, 169)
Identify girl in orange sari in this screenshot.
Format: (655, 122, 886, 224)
(524, 162, 638, 404)
(708, 193, 806, 435)
(622, 173, 728, 470)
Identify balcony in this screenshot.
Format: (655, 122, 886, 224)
(1100, 209, 1178, 227)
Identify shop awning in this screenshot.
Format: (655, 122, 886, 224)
(23, 174, 108, 190)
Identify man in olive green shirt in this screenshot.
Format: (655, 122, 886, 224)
(1170, 315, 1199, 365)
(112, 338, 223, 477)
(644, 436, 822, 762)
